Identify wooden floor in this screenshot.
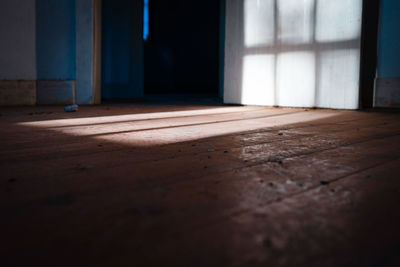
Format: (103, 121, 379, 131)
(1, 104, 400, 267)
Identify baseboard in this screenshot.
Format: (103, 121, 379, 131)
(374, 77, 400, 108)
(36, 80, 76, 105)
(0, 81, 37, 106)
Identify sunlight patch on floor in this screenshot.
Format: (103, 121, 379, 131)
(18, 108, 339, 147)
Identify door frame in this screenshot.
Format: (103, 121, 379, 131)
(92, 0, 102, 104)
(359, 0, 381, 108)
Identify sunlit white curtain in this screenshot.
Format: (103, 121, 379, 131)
(224, 0, 362, 109)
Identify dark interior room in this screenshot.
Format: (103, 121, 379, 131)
(1, 0, 400, 266)
(144, 0, 220, 95)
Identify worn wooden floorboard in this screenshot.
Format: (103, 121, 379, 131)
(1, 105, 399, 267)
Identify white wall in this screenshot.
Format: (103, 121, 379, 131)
(0, 0, 36, 80)
(224, 0, 362, 109)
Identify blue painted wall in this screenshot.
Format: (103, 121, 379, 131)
(378, 0, 400, 78)
(76, 0, 95, 104)
(102, 0, 143, 99)
(36, 0, 76, 80)
(102, 0, 132, 98)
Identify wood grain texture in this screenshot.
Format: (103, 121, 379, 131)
(0, 104, 399, 266)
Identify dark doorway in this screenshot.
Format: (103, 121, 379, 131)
(144, 0, 221, 96)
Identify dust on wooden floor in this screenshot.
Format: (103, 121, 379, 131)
(1, 105, 400, 267)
